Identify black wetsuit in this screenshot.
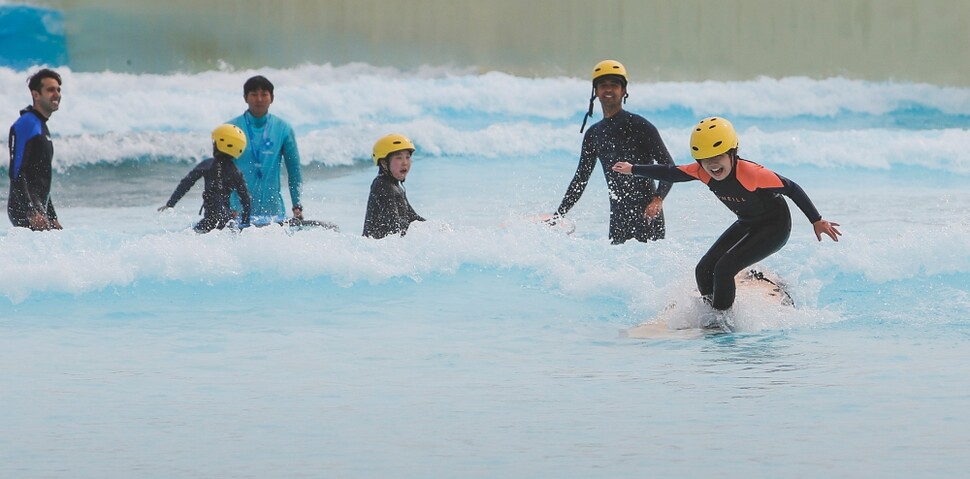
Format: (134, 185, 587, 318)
(363, 172, 425, 239)
(7, 106, 57, 229)
(165, 156, 252, 233)
(631, 158, 822, 310)
(557, 110, 674, 244)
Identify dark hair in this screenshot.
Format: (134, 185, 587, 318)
(243, 75, 274, 97)
(27, 68, 62, 92)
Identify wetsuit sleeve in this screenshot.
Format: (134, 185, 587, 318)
(773, 173, 823, 224)
(556, 134, 597, 216)
(640, 121, 676, 200)
(232, 167, 252, 225)
(165, 162, 206, 208)
(15, 136, 52, 214)
(630, 164, 697, 183)
(363, 179, 395, 238)
(281, 123, 303, 209)
(407, 200, 425, 223)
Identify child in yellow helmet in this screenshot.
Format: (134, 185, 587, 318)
(613, 117, 841, 318)
(363, 133, 426, 239)
(159, 124, 252, 233)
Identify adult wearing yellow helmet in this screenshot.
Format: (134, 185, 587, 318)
(612, 117, 841, 316)
(363, 133, 426, 238)
(159, 124, 253, 233)
(552, 60, 676, 244)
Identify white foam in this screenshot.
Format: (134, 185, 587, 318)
(3, 64, 969, 173)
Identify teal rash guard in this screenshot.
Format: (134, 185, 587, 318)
(228, 111, 303, 225)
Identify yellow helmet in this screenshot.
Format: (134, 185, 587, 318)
(690, 117, 739, 160)
(581, 60, 630, 133)
(211, 124, 247, 159)
(592, 59, 628, 86)
(372, 133, 415, 164)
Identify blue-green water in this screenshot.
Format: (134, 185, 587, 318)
(1, 56, 968, 479)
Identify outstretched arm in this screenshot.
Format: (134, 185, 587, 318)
(612, 162, 696, 182)
(554, 137, 597, 217)
(162, 162, 206, 209)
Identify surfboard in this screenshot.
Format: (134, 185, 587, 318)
(624, 269, 792, 339)
(498, 213, 576, 235)
(285, 218, 339, 232)
(530, 213, 576, 235)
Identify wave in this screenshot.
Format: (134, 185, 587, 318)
(0, 123, 959, 176)
(1, 212, 965, 319)
(3, 64, 968, 174)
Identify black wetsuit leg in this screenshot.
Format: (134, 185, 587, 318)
(609, 202, 665, 244)
(695, 214, 792, 310)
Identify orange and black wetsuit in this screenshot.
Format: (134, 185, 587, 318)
(556, 110, 675, 244)
(631, 158, 822, 310)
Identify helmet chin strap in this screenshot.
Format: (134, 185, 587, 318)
(580, 87, 596, 133)
(580, 86, 629, 133)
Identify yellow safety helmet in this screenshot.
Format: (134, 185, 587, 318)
(592, 60, 628, 86)
(689, 117, 739, 160)
(211, 124, 247, 159)
(581, 60, 630, 133)
(372, 133, 415, 165)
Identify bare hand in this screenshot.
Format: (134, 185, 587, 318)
(28, 211, 50, 230)
(612, 162, 633, 175)
(157, 205, 171, 212)
(644, 197, 663, 220)
(814, 219, 842, 242)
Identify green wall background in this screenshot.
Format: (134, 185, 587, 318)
(31, 0, 970, 85)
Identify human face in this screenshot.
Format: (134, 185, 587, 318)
(31, 77, 62, 118)
(386, 150, 412, 181)
(595, 78, 625, 112)
(699, 152, 733, 181)
(245, 88, 273, 117)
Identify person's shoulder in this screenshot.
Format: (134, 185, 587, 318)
(11, 108, 43, 133)
(735, 158, 783, 190)
(625, 111, 658, 128)
(226, 158, 244, 171)
(370, 174, 399, 191)
(586, 118, 608, 135)
(267, 113, 295, 130)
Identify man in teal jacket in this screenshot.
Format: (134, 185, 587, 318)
(228, 75, 304, 226)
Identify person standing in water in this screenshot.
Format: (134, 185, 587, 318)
(613, 117, 841, 314)
(227, 75, 304, 226)
(363, 133, 425, 239)
(159, 124, 252, 233)
(550, 60, 675, 244)
(7, 68, 63, 231)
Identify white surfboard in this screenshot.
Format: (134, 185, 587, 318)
(624, 269, 792, 339)
(499, 213, 576, 235)
(530, 213, 576, 235)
